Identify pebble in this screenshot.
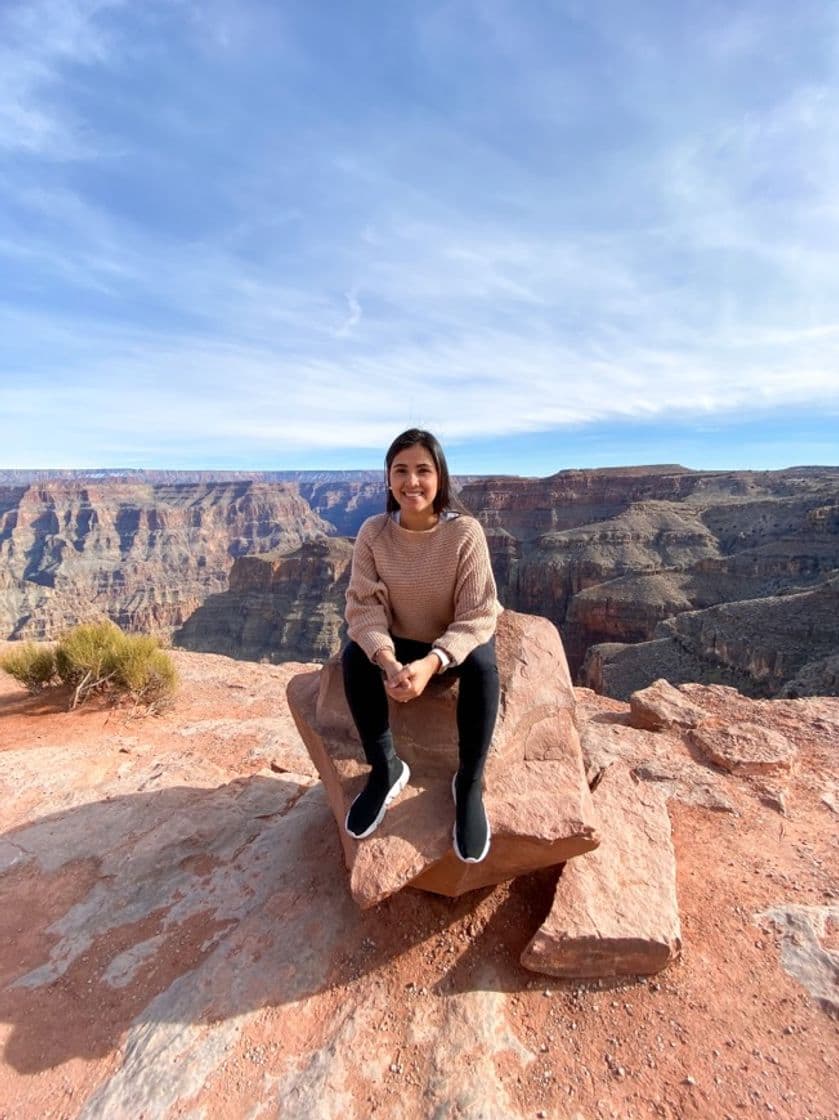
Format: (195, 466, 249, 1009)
(684, 1075, 697, 1086)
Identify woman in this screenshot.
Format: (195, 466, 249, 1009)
(342, 428, 501, 863)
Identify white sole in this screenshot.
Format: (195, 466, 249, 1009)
(451, 775, 491, 863)
(345, 760, 411, 839)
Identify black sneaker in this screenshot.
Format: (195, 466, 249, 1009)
(451, 773, 491, 863)
(345, 759, 410, 839)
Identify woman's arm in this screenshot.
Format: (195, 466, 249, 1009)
(345, 520, 396, 664)
(433, 520, 500, 665)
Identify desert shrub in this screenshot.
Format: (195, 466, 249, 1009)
(0, 642, 57, 693)
(112, 633, 178, 709)
(1, 620, 178, 711)
(54, 620, 124, 702)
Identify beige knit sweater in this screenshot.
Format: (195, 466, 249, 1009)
(345, 512, 501, 666)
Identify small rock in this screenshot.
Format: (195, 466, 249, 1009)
(628, 679, 707, 731)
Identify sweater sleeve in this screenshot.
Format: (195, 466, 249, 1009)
(434, 520, 500, 665)
(345, 518, 395, 663)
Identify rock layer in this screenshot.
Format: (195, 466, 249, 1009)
(0, 481, 330, 641)
(286, 610, 599, 907)
(2, 466, 837, 696)
(175, 537, 353, 662)
(460, 467, 839, 690)
(521, 763, 681, 978)
(583, 575, 839, 700)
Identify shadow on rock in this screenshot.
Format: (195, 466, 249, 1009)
(0, 773, 546, 1076)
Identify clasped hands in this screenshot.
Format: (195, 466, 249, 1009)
(377, 651, 439, 702)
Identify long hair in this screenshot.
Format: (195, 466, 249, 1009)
(384, 429, 470, 516)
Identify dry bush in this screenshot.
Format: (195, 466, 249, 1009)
(1, 621, 178, 711)
(0, 642, 57, 693)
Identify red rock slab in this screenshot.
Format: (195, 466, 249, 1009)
(521, 763, 681, 978)
(690, 721, 797, 775)
(286, 610, 600, 908)
(629, 678, 707, 732)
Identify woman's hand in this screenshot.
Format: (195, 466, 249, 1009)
(376, 652, 404, 685)
(384, 654, 439, 703)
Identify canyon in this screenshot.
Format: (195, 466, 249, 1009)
(1, 465, 837, 698)
(0, 481, 330, 641)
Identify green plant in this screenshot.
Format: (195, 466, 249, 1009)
(111, 633, 178, 709)
(54, 620, 124, 705)
(0, 642, 57, 693)
(1, 621, 178, 711)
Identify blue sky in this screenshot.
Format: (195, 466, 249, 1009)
(1, 0, 837, 475)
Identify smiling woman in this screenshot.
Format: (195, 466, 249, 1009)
(387, 442, 439, 530)
(341, 428, 502, 863)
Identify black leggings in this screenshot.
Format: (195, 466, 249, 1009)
(341, 636, 500, 778)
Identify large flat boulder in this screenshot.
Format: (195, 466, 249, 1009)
(690, 721, 797, 775)
(521, 762, 681, 977)
(287, 610, 599, 908)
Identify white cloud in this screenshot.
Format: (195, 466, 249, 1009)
(0, 1, 837, 467)
(0, 0, 122, 157)
(335, 289, 363, 337)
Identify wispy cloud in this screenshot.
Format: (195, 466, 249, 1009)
(0, 0, 123, 157)
(0, 0, 837, 469)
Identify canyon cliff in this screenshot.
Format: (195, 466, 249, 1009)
(458, 466, 839, 695)
(175, 537, 353, 662)
(581, 575, 839, 700)
(0, 481, 330, 641)
(1, 466, 836, 698)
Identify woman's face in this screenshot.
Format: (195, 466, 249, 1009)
(388, 443, 439, 525)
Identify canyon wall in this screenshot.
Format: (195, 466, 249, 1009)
(580, 576, 839, 700)
(0, 481, 331, 641)
(175, 537, 353, 662)
(1, 466, 837, 697)
(458, 467, 839, 693)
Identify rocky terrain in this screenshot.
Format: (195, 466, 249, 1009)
(0, 641, 836, 1119)
(0, 481, 330, 641)
(1, 466, 837, 698)
(0, 469, 387, 540)
(459, 467, 839, 696)
(176, 537, 354, 663)
(581, 575, 839, 700)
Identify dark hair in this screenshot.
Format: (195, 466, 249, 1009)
(384, 428, 469, 515)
